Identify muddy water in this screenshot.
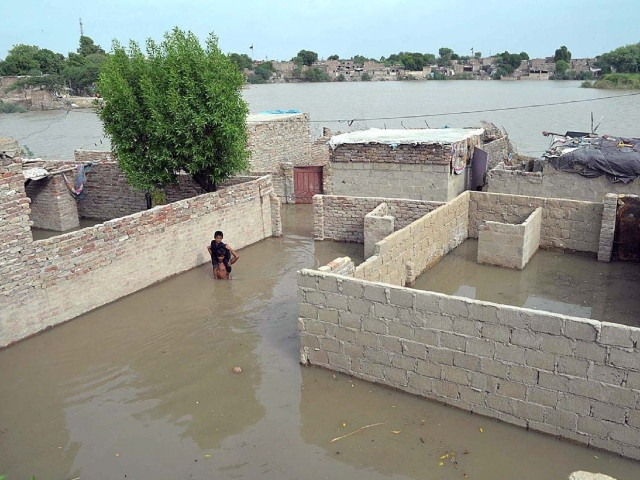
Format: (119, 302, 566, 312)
(414, 240, 640, 327)
(0, 206, 638, 480)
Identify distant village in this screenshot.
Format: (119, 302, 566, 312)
(250, 56, 600, 82)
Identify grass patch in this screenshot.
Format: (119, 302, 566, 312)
(0, 100, 28, 113)
(584, 73, 640, 90)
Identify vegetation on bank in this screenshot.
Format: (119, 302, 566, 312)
(0, 100, 27, 113)
(582, 73, 640, 90)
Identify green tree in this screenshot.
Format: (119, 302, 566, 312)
(0, 44, 41, 75)
(78, 35, 106, 56)
(295, 49, 318, 66)
(554, 45, 571, 62)
(248, 61, 274, 83)
(555, 59, 569, 75)
(327, 54, 339, 60)
(228, 52, 253, 70)
(97, 28, 250, 194)
(598, 42, 640, 73)
(437, 47, 454, 66)
(361, 72, 372, 81)
(302, 66, 329, 82)
(353, 54, 368, 65)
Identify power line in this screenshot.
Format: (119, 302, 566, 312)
(308, 91, 640, 124)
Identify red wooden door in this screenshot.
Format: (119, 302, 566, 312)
(293, 166, 323, 204)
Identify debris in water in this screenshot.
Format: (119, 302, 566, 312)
(233, 366, 242, 373)
(479, 427, 484, 433)
(330, 421, 388, 443)
(391, 430, 401, 434)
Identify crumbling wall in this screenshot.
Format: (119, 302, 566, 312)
(364, 203, 394, 259)
(0, 163, 280, 348)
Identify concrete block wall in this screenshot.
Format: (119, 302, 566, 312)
(364, 202, 394, 259)
(469, 192, 603, 254)
(477, 207, 542, 269)
(297, 269, 640, 461)
(354, 192, 470, 286)
(25, 175, 80, 231)
(317, 257, 355, 276)
(598, 194, 618, 262)
(487, 163, 640, 202)
(313, 195, 443, 242)
(0, 167, 280, 348)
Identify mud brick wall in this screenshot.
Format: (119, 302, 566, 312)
(354, 193, 470, 286)
(477, 207, 542, 270)
(469, 192, 603, 254)
(313, 195, 443, 242)
(297, 269, 640, 461)
(247, 113, 313, 172)
(25, 175, 80, 231)
(487, 163, 640, 202)
(0, 165, 280, 348)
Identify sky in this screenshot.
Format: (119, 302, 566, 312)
(2, 0, 639, 61)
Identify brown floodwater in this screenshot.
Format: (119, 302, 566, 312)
(31, 218, 104, 241)
(414, 239, 640, 327)
(0, 205, 638, 480)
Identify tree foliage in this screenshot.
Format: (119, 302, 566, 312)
(494, 50, 530, 77)
(97, 28, 250, 193)
(327, 54, 339, 61)
(295, 49, 318, 66)
(598, 42, 640, 73)
(228, 53, 253, 70)
(248, 61, 274, 83)
(555, 59, 569, 74)
(554, 45, 571, 62)
(303, 66, 329, 82)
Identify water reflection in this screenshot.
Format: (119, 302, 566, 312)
(414, 239, 640, 326)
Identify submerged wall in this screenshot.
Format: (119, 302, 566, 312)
(0, 156, 281, 348)
(299, 190, 640, 460)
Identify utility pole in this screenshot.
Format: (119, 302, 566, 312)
(79, 18, 84, 37)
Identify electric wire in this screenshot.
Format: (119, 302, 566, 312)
(307, 91, 640, 124)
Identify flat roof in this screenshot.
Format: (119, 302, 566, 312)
(329, 128, 485, 149)
(247, 112, 304, 123)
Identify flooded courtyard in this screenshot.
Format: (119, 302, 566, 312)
(414, 240, 640, 327)
(0, 205, 638, 479)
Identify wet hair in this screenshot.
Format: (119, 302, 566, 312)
(214, 230, 223, 238)
(214, 246, 227, 258)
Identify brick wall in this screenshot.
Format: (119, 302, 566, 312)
(477, 207, 542, 269)
(354, 193, 470, 286)
(246, 113, 313, 172)
(364, 203, 394, 258)
(297, 269, 640, 460)
(313, 195, 443, 242)
(598, 194, 617, 262)
(0, 160, 281, 347)
(26, 175, 80, 231)
(469, 192, 603, 254)
(487, 163, 640, 202)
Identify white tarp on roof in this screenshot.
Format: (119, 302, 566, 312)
(329, 128, 484, 149)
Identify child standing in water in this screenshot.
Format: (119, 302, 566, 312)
(207, 231, 239, 279)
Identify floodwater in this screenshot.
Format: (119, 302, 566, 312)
(31, 218, 104, 241)
(2, 81, 640, 160)
(414, 240, 640, 327)
(0, 206, 639, 480)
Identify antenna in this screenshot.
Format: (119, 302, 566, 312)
(79, 18, 84, 37)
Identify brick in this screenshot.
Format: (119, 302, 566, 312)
(389, 288, 414, 308)
(433, 381, 459, 399)
(416, 359, 441, 378)
(390, 353, 417, 371)
(529, 315, 564, 335)
(319, 337, 340, 353)
(574, 340, 607, 362)
(384, 366, 408, 385)
(415, 293, 440, 313)
(458, 385, 486, 406)
(341, 280, 364, 298)
(318, 308, 339, 324)
(510, 329, 542, 349)
(565, 319, 599, 341)
(609, 347, 640, 370)
(494, 343, 526, 364)
(363, 347, 391, 366)
(408, 372, 433, 392)
(327, 352, 351, 370)
(556, 392, 590, 415)
(453, 351, 481, 371)
(496, 380, 526, 400)
(587, 364, 627, 386)
(364, 284, 387, 303)
(402, 340, 428, 360)
(318, 275, 339, 293)
(540, 334, 573, 356)
(339, 311, 362, 329)
(511, 399, 547, 422)
(568, 378, 606, 400)
(466, 337, 495, 358)
(496, 307, 531, 329)
(543, 408, 578, 430)
(479, 358, 508, 379)
(468, 302, 499, 323)
(388, 322, 414, 340)
(481, 323, 510, 343)
(439, 332, 467, 351)
(599, 323, 634, 348)
(349, 298, 372, 315)
(325, 292, 349, 310)
(507, 365, 537, 385)
(441, 365, 470, 385)
(591, 400, 626, 424)
(358, 360, 384, 379)
(603, 385, 638, 408)
(426, 346, 454, 366)
(538, 371, 570, 392)
(305, 290, 326, 306)
(299, 303, 318, 320)
(556, 356, 589, 378)
(453, 318, 481, 336)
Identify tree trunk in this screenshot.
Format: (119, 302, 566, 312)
(192, 171, 216, 193)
